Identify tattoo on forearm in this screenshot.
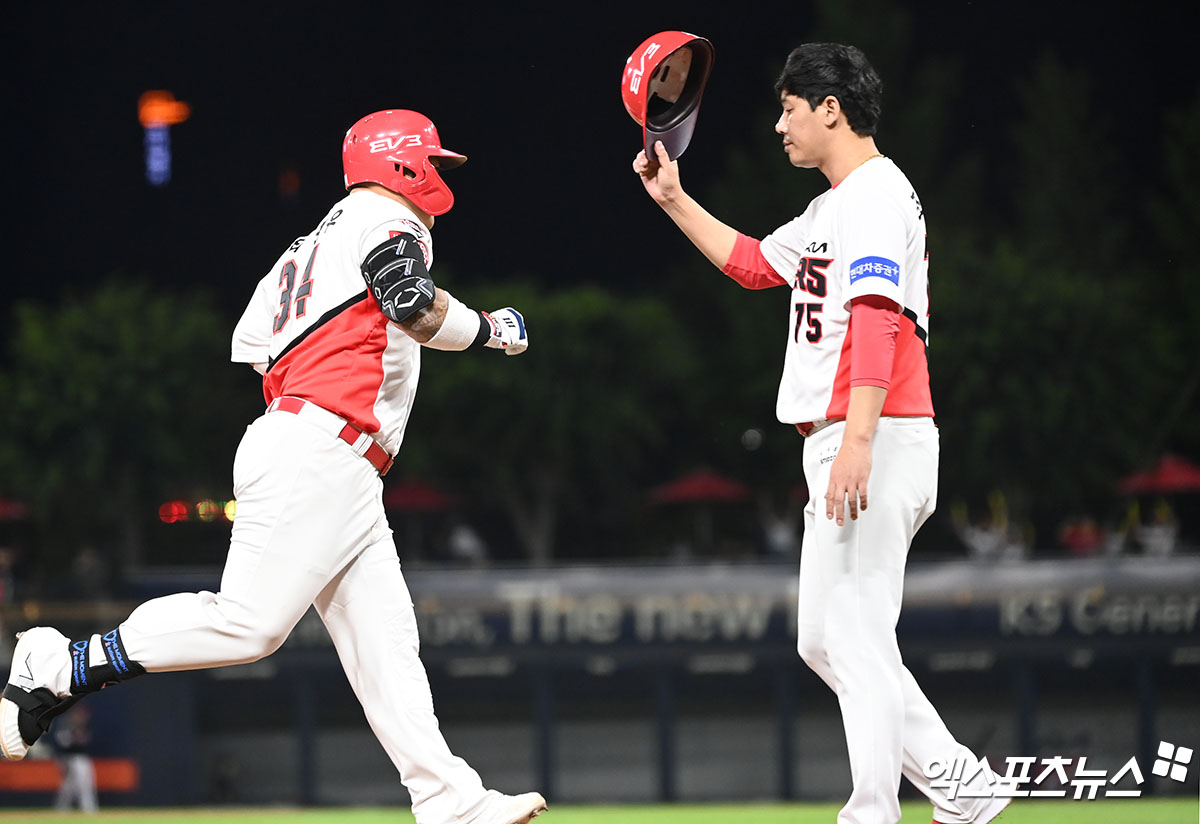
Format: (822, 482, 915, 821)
(399, 288, 449, 342)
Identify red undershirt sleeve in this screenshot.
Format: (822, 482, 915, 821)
(721, 233, 789, 290)
(850, 294, 901, 389)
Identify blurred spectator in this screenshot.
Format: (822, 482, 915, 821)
(1134, 499, 1179, 557)
(1100, 502, 1138, 557)
(447, 520, 488, 564)
(52, 704, 98, 813)
(758, 495, 801, 558)
(952, 492, 1030, 561)
(1000, 527, 1032, 561)
(0, 547, 16, 661)
(666, 535, 696, 562)
(209, 750, 241, 804)
(1058, 516, 1103, 558)
(1101, 523, 1129, 556)
(0, 546, 15, 605)
(69, 545, 112, 601)
(954, 512, 1007, 560)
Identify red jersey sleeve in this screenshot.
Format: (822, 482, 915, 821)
(849, 294, 901, 389)
(722, 233, 789, 290)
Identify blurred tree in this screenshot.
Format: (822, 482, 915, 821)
(636, 3, 1194, 553)
(1146, 89, 1200, 463)
(1005, 55, 1129, 263)
(643, 0, 982, 538)
(0, 279, 252, 575)
(401, 282, 699, 562)
(933, 52, 1172, 540)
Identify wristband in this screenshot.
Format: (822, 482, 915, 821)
(424, 295, 489, 351)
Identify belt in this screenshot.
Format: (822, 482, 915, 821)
(267, 396, 394, 476)
(795, 417, 846, 438)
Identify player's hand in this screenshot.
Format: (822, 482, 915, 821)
(633, 140, 683, 205)
(482, 307, 528, 356)
(825, 440, 871, 526)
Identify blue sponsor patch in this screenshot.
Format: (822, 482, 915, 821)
(848, 256, 900, 286)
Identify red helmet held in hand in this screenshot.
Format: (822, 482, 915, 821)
(622, 31, 714, 161)
(342, 110, 467, 216)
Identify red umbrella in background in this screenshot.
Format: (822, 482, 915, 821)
(383, 479, 456, 511)
(0, 497, 30, 522)
(383, 480, 456, 560)
(1117, 454, 1200, 495)
(649, 469, 750, 504)
(649, 469, 751, 553)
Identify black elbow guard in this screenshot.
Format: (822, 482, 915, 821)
(361, 233, 436, 322)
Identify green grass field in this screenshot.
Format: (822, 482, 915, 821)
(0, 800, 1196, 824)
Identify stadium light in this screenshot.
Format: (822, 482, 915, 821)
(138, 90, 190, 186)
(157, 500, 189, 524)
(158, 498, 237, 523)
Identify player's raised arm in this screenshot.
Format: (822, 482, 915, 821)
(623, 32, 751, 275)
(635, 141, 788, 290)
(634, 140, 737, 268)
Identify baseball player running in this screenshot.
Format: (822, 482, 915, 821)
(2, 109, 546, 824)
(633, 44, 1007, 824)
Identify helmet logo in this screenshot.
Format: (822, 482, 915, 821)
(628, 42, 661, 95)
(369, 135, 423, 153)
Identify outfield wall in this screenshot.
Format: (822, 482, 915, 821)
(1, 555, 1197, 806)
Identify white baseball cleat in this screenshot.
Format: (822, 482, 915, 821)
(2, 627, 76, 761)
(486, 790, 547, 824)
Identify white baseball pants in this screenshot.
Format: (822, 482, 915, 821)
(116, 408, 493, 824)
(798, 418, 991, 824)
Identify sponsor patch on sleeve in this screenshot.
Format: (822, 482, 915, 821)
(848, 256, 900, 286)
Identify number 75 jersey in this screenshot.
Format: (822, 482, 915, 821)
(759, 157, 933, 425)
(230, 191, 435, 456)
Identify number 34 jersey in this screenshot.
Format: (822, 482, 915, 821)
(759, 156, 934, 425)
(231, 190, 434, 456)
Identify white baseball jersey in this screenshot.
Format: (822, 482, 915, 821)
(774, 161, 989, 824)
(116, 186, 520, 821)
(759, 156, 933, 424)
(231, 189, 435, 456)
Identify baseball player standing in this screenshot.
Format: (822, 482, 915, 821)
(634, 44, 1008, 824)
(2, 109, 546, 824)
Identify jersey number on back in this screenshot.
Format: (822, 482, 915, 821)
(273, 245, 319, 334)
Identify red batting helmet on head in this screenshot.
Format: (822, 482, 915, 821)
(342, 110, 467, 216)
(622, 31, 714, 161)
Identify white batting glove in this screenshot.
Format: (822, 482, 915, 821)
(482, 307, 528, 356)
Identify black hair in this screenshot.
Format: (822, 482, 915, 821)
(774, 43, 883, 136)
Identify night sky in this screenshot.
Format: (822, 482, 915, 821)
(8, 2, 1195, 321)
